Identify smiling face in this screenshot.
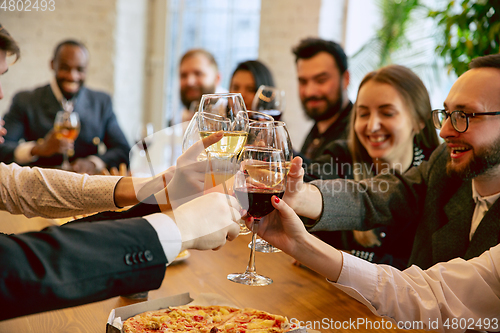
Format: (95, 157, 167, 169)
(440, 68, 500, 180)
(297, 52, 347, 122)
(230, 69, 256, 109)
(51, 44, 88, 99)
(354, 80, 416, 166)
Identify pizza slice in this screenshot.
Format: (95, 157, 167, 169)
(123, 305, 241, 333)
(214, 308, 290, 333)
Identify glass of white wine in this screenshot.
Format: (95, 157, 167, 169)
(198, 93, 250, 234)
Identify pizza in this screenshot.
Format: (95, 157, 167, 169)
(122, 304, 290, 333)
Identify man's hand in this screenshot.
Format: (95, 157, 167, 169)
(283, 156, 305, 210)
(283, 156, 323, 220)
(166, 192, 241, 251)
(0, 119, 7, 143)
(353, 230, 382, 247)
(31, 130, 73, 157)
(165, 131, 223, 208)
(72, 158, 97, 174)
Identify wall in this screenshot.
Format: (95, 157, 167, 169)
(1, 0, 117, 115)
(258, 0, 345, 149)
(1, 0, 348, 150)
(114, 0, 148, 144)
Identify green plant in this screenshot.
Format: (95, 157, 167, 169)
(429, 0, 500, 76)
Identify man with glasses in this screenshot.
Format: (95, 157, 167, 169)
(285, 53, 500, 270)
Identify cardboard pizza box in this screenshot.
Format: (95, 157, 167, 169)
(106, 292, 314, 332)
(106, 292, 193, 333)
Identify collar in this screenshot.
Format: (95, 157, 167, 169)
(312, 101, 353, 135)
(50, 77, 79, 111)
(471, 179, 500, 208)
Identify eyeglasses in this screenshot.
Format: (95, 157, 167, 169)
(432, 109, 500, 133)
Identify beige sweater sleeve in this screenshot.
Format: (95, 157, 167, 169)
(0, 163, 121, 218)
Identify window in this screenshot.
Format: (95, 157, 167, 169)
(164, 0, 261, 124)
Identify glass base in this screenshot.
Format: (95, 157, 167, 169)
(249, 237, 282, 253)
(239, 222, 251, 235)
(227, 272, 273, 286)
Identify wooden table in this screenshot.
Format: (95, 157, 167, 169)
(0, 234, 429, 332)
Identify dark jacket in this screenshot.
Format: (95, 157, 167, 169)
(0, 84, 130, 168)
(309, 144, 500, 269)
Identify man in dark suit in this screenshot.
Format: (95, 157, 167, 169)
(0, 25, 240, 320)
(292, 38, 353, 162)
(0, 39, 130, 174)
(284, 54, 500, 270)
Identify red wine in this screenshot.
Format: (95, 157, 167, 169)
(234, 188, 284, 218)
(260, 110, 282, 121)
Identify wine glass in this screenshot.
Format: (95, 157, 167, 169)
(251, 121, 293, 253)
(228, 147, 286, 286)
(198, 94, 250, 233)
(53, 111, 80, 170)
(246, 110, 275, 123)
(251, 85, 286, 121)
(244, 121, 292, 252)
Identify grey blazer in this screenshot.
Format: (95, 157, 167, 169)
(310, 144, 500, 269)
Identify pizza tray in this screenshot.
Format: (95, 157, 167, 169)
(106, 292, 313, 332)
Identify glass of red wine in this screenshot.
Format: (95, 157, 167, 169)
(251, 85, 286, 121)
(251, 121, 293, 253)
(227, 147, 286, 286)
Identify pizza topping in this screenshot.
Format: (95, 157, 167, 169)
(122, 305, 290, 333)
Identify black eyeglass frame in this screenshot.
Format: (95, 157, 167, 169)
(431, 109, 500, 133)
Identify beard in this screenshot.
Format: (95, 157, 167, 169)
(446, 135, 500, 180)
(180, 83, 216, 109)
(301, 86, 343, 123)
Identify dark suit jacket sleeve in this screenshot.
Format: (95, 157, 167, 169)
(75, 194, 162, 222)
(99, 96, 131, 168)
(308, 144, 447, 232)
(0, 92, 30, 163)
(0, 217, 168, 320)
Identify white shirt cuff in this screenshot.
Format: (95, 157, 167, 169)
(86, 155, 106, 172)
(14, 141, 38, 163)
(328, 252, 381, 315)
(143, 213, 182, 265)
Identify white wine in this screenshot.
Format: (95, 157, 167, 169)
(244, 161, 286, 188)
(200, 131, 248, 157)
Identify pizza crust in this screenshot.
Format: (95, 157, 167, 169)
(123, 305, 290, 333)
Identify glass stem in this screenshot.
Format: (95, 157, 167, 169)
(245, 219, 260, 274)
(62, 152, 70, 170)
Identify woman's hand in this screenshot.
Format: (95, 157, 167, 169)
(248, 195, 309, 256)
(250, 195, 344, 282)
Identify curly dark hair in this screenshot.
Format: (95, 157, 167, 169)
(292, 37, 347, 74)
